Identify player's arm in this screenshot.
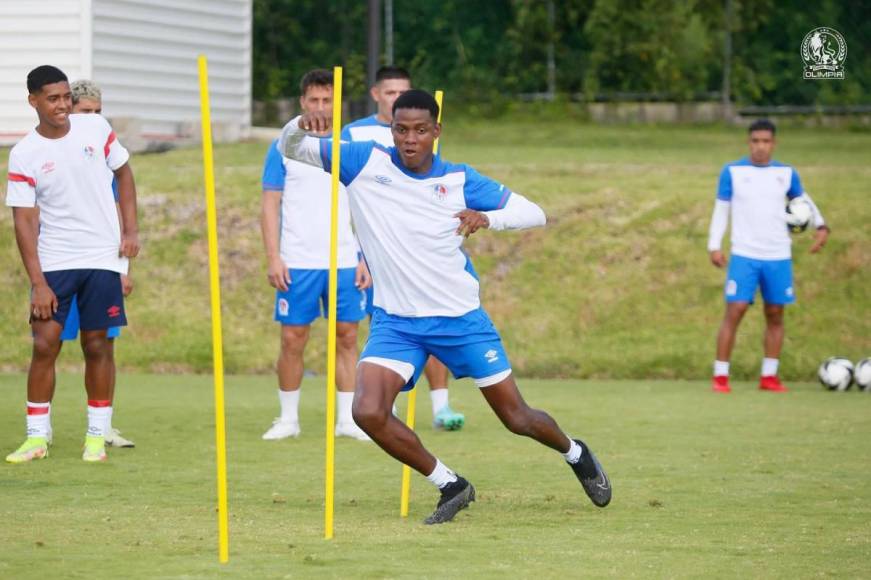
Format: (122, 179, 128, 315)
(114, 163, 140, 258)
(261, 188, 290, 291)
(456, 167, 545, 237)
(708, 166, 732, 268)
(279, 114, 330, 168)
(797, 192, 829, 253)
(12, 207, 56, 319)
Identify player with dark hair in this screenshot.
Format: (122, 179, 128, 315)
(280, 89, 611, 524)
(708, 119, 829, 393)
(342, 67, 465, 432)
(260, 69, 372, 441)
(6, 65, 140, 463)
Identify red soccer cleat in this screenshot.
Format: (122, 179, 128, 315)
(711, 375, 731, 393)
(759, 375, 788, 392)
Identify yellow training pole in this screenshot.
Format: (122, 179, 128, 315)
(197, 55, 229, 563)
(324, 65, 343, 540)
(400, 89, 444, 518)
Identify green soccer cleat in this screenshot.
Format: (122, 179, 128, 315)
(433, 405, 465, 431)
(82, 435, 107, 463)
(5, 437, 49, 464)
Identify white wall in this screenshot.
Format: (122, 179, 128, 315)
(0, 0, 90, 141)
(91, 0, 252, 138)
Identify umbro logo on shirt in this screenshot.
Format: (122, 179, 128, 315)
(41, 161, 55, 174)
(374, 175, 392, 184)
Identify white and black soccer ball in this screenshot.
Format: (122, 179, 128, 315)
(818, 357, 854, 391)
(854, 358, 871, 392)
(785, 197, 812, 233)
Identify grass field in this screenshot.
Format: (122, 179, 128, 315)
(1, 373, 870, 578)
(1, 121, 869, 379)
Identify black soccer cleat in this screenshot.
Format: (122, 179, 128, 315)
(423, 476, 476, 525)
(569, 439, 611, 507)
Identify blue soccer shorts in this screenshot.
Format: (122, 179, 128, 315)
(359, 307, 512, 391)
(42, 269, 127, 331)
(725, 255, 795, 305)
(60, 297, 122, 340)
(274, 268, 367, 326)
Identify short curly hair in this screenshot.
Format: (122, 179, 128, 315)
(70, 79, 102, 105)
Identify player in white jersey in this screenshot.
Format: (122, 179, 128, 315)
(260, 69, 372, 442)
(5, 66, 140, 463)
(708, 119, 829, 393)
(281, 90, 611, 524)
(342, 66, 466, 432)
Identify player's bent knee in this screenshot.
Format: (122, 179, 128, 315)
(351, 398, 389, 432)
(501, 408, 535, 436)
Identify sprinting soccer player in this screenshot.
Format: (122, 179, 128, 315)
(342, 66, 466, 432)
(281, 90, 611, 523)
(260, 69, 373, 442)
(5, 65, 139, 463)
(57, 79, 135, 448)
(708, 119, 829, 393)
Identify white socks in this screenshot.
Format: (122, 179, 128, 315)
(426, 459, 458, 489)
(87, 400, 112, 438)
(713, 359, 779, 377)
(337, 391, 354, 425)
(26, 401, 51, 439)
(430, 387, 449, 416)
(562, 439, 582, 464)
(278, 389, 300, 424)
(105, 406, 114, 434)
(761, 358, 779, 377)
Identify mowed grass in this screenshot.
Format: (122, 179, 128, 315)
(1, 121, 869, 378)
(1, 373, 869, 578)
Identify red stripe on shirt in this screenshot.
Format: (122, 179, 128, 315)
(8, 172, 36, 187)
(104, 131, 116, 158)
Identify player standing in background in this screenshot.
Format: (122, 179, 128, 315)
(281, 90, 611, 524)
(60, 79, 135, 448)
(343, 66, 465, 432)
(5, 65, 140, 463)
(708, 119, 829, 393)
(260, 69, 372, 442)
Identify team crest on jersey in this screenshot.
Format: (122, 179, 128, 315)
(432, 183, 448, 202)
(278, 298, 289, 316)
(83, 145, 96, 160)
(40, 161, 55, 174)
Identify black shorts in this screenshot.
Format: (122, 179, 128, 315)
(41, 269, 127, 331)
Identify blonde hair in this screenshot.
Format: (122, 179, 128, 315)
(70, 79, 102, 104)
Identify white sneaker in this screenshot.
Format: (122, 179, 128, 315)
(105, 428, 135, 448)
(262, 419, 300, 440)
(335, 422, 372, 441)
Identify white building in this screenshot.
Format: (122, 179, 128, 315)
(0, 0, 252, 147)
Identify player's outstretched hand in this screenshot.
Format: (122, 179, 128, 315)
(121, 274, 134, 297)
(298, 111, 332, 136)
(455, 209, 490, 238)
(709, 250, 727, 268)
(810, 226, 829, 254)
(120, 231, 140, 258)
(355, 259, 372, 290)
(31, 282, 58, 320)
(267, 257, 291, 291)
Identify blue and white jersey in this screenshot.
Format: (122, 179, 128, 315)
(341, 115, 392, 147)
(717, 157, 804, 260)
(262, 139, 358, 269)
(315, 140, 512, 317)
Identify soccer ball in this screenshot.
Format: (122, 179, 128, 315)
(785, 197, 812, 233)
(854, 358, 871, 392)
(818, 357, 854, 391)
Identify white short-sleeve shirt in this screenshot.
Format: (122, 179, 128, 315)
(6, 114, 130, 274)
